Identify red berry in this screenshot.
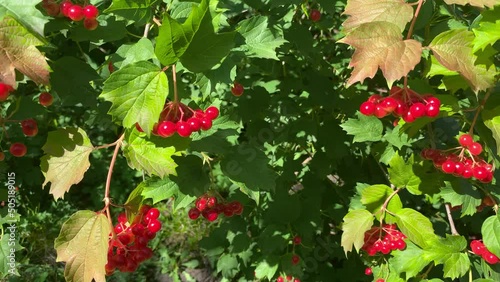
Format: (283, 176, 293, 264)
(0, 152, 5, 161)
(131, 223, 145, 236)
(409, 102, 426, 118)
(291, 255, 300, 265)
(425, 96, 441, 106)
(376, 279, 385, 282)
(0, 83, 13, 101)
(83, 5, 99, 19)
(206, 197, 217, 208)
(9, 143, 27, 157)
(83, 18, 99, 30)
(156, 121, 176, 137)
(286, 275, 292, 281)
(368, 95, 382, 103)
(459, 134, 473, 147)
(470, 240, 486, 255)
(176, 121, 192, 137)
(196, 197, 208, 211)
(359, 101, 375, 116)
(441, 160, 456, 174)
(147, 219, 162, 233)
(67, 5, 84, 21)
(42, 0, 60, 16)
(187, 117, 201, 131)
(425, 103, 440, 117)
(473, 166, 488, 180)
(277, 277, 284, 282)
(231, 83, 244, 96)
(293, 236, 302, 245)
(381, 97, 398, 112)
(147, 208, 160, 220)
(364, 267, 373, 275)
(21, 119, 38, 137)
(483, 250, 500, 264)
(60, 1, 72, 17)
(462, 166, 474, 178)
(310, 9, 321, 22)
(188, 207, 201, 220)
(402, 111, 416, 123)
(394, 102, 407, 116)
(293, 279, 300, 282)
(200, 118, 212, 131)
(117, 212, 127, 223)
(39, 92, 53, 106)
(203, 209, 218, 221)
(468, 142, 482, 155)
(205, 106, 219, 120)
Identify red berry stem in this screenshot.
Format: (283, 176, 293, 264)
(468, 89, 492, 136)
(172, 64, 179, 104)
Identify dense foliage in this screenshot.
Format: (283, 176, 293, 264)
(0, 0, 499, 281)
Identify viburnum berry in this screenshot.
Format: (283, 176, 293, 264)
(42, 0, 60, 16)
(83, 5, 99, 19)
(83, 18, 99, 30)
(441, 160, 456, 174)
(468, 142, 483, 155)
(231, 82, 244, 96)
(60, 1, 73, 17)
(188, 208, 201, 220)
(0, 83, 13, 101)
(286, 275, 292, 281)
(483, 251, 500, 264)
(147, 219, 162, 233)
(200, 117, 213, 131)
(21, 119, 38, 137)
(187, 117, 201, 131)
(203, 209, 219, 222)
(376, 279, 385, 282)
(459, 134, 473, 147)
(39, 92, 53, 106)
(277, 277, 284, 282)
(67, 4, 85, 21)
(147, 208, 160, 220)
(409, 102, 426, 118)
(359, 101, 375, 116)
(364, 267, 373, 276)
(310, 9, 321, 22)
(291, 254, 300, 265)
(293, 236, 302, 245)
(9, 143, 27, 157)
(156, 121, 176, 137)
(205, 106, 219, 120)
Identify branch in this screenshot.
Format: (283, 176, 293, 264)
(444, 203, 459, 235)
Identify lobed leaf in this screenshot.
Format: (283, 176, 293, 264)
(390, 241, 432, 278)
(340, 113, 384, 143)
(395, 208, 437, 248)
(388, 153, 422, 194)
(99, 61, 168, 135)
(0, 0, 49, 36)
(235, 16, 287, 60)
(0, 16, 49, 87)
(104, 0, 158, 25)
(54, 211, 110, 282)
(361, 184, 402, 223)
(341, 209, 374, 255)
(339, 21, 422, 87)
(342, 0, 414, 32)
(423, 235, 470, 279)
(41, 128, 94, 200)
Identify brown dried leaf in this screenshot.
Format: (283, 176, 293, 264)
(339, 22, 422, 87)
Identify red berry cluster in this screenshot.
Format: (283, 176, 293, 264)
(359, 86, 441, 123)
(361, 224, 407, 256)
(421, 134, 494, 183)
(105, 206, 161, 275)
(139, 101, 219, 138)
(43, 0, 99, 30)
(277, 276, 300, 282)
(470, 240, 500, 264)
(188, 195, 243, 222)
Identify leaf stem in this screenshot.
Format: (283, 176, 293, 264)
(172, 64, 179, 103)
(406, 0, 425, 40)
(444, 203, 459, 235)
(468, 89, 492, 135)
(143, 23, 151, 38)
(103, 133, 125, 237)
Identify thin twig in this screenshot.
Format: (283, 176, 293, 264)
(468, 89, 492, 135)
(143, 23, 151, 38)
(406, 0, 425, 40)
(172, 64, 178, 102)
(444, 203, 459, 235)
(103, 133, 125, 237)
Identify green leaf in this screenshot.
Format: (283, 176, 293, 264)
(384, 125, 412, 150)
(439, 180, 481, 217)
(338, 21, 422, 87)
(116, 38, 156, 67)
(472, 21, 500, 52)
(171, 155, 210, 196)
(41, 128, 94, 200)
(220, 144, 277, 192)
(482, 214, 500, 258)
(482, 107, 500, 155)
(172, 191, 197, 211)
(388, 153, 422, 194)
(361, 184, 402, 223)
(54, 211, 110, 282)
(69, 16, 128, 43)
(342, 0, 414, 32)
(341, 209, 373, 255)
(141, 176, 179, 204)
(0, 16, 50, 87)
(124, 184, 145, 223)
(395, 208, 437, 248)
(216, 254, 239, 278)
(104, 0, 158, 25)
(254, 256, 279, 280)
(340, 113, 384, 143)
(429, 29, 496, 93)
(235, 16, 287, 60)
(99, 61, 169, 135)
(155, 0, 235, 72)
(0, 0, 49, 36)
(390, 241, 431, 278)
(423, 235, 470, 279)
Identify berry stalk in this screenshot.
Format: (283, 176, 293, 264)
(468, 90, 492, 136)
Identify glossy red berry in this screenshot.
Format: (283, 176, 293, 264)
(441, 160, 455, 174)
(425, 103, 440, 117)
(188, 208, 201, 220)
(60, 1, 73, 17)
(231, 83, 244, 96)
(9, 143, 27, 157)
(147, 208, 160, 220)
(293, 236, 302, 245)
(310, 9, 321, 22)
(483, 251, 500, 264)
(409, 102, 426, 118)
(187, 117, 201, 131)
(21, 119, 38, 137)
(470, 240, 486, 255)
(200, 118, 212, 131)
(0, 83, 13, 101)
(196, 197, 208, 211)
(156, 121, 176, 137)
(147, 219, 162, 233)
(473, 166, 488, 180)
(277, 277, 284, 282)
(39, 92, 53, 106)
(376, 279, 385, 282)
(67, 5, 84, 21)
(205, 106, 219, 120)
(359, 101, 375, 116)
(206, 197, 217, 208)
(468, 142, 482, 155)
(83, 18, 99, 30)
(176, 121, 192, 137)
(459, 134, 473, 147)
(83, 5, 99, 19)
(364, 267, 373, 275)
(203, 209, 218, 221)
(291, 255, 300, 265)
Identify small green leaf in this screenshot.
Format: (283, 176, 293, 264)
(254, 256, 279, 280)
(124, 184, 145, 223)
(115, 37, 156, 67)
(173, 192, 197, 211)
(423, 235, 470, 279)
(395, 208, 437, 248)
(54, 211, 110, 282)
(123, 129, 180, 177)
(384, 125, 412, 150)
(216, 254, 239, 278)
(341, 209, 374, 255)
(340, 113, 384, 143)
(388, 153, 421, 194)
(439, 180, 481, 217)
(482, 214, 500, 258)
(235, 16, 287, 60)
(41, 128, 94, 200)
(141, 177, 179, 204)
(104, 0, 158, 25)
(482, 107, 500, 155)
(361, 184, 402, 223)
(390, 241, 431, 278)
(472, 21, 500, 52)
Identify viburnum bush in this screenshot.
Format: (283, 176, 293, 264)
(0, 0, 499, 282)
